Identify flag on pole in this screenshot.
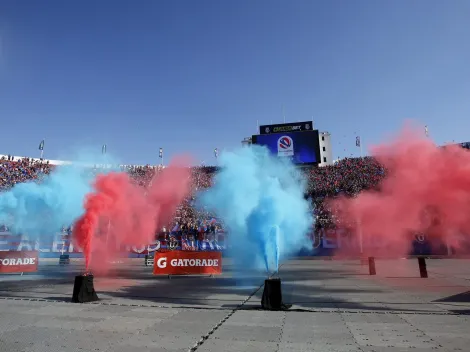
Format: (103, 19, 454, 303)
(214, 148, 218, 158)
(102, 144, 107, 154)
(355, 136, 361, 147)
(159, 148, 163, 158)
(38, 140, 45, 150)
(424, 125, 429, 137)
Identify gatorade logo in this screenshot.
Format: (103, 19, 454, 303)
(0, 258, 36, 265)
(156, 257, 219, 268)
(156, 257, 167, 268)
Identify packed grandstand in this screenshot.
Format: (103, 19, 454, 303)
(0, 154, 386, 235)
(4, 151, 470, 257)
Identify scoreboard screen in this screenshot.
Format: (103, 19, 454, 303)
(252, 130, 321, 165)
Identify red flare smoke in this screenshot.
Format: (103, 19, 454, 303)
(330, 126, 470, 257)
(73, 157, 191, 271)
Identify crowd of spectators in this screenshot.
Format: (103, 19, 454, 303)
(306, 157, 385, 197)
(0, 156, 53, 191)
(0, 155, 388, 234)
(306, 157, 386, 229)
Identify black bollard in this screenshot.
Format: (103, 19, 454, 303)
(72, 274, 99, 303)
(418, 257, 428, 278)
(368, 257, 376, 275)
(261, 278, 291, 311)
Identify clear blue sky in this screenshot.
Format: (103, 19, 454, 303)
(0, 0, 469, 165)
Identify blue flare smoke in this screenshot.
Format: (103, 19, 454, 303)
(198, 145, 313, 274)
(0, 166, 93, 239)
(0, 152, 119, 241)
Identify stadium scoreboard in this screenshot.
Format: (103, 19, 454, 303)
(252, 121, 321, 165)
(259, 121, 314, 134)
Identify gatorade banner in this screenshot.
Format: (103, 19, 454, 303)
(153, 250, 222, 276)
(0, 251, 38, 273)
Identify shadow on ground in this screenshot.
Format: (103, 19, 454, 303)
(0, 260, 465, 314)
(435, 291, 470, 303)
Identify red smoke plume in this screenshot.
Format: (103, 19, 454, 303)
(330, 127, 470, 257)
(73, 158, 191, 271)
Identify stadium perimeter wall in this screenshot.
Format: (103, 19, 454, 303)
(2, 228, 470, 258)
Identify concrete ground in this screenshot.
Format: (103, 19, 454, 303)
(0, 258, 469, 352)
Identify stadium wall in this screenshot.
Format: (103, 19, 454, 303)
(2, 228, 470, 258)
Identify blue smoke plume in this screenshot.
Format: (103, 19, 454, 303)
(0, 151, 119, 241)
(0, 166, 92, 239)
(198, 145, 313, 274)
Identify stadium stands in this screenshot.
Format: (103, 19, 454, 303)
(0, 155, 387, 235)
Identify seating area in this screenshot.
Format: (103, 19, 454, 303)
(1, 155, 387, 234)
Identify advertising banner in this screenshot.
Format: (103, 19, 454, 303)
(2, 228, 470, 259)
(259, 121, 313, 135)
(0, 251, 38, 273)
(299, 228, 470, 257)
(0, 230, 226, 258)
(153, 250, 222, 276)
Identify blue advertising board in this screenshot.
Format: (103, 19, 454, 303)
(0, 230, 227, 258)
(252, 130, 321, 165)
(2, 227, 470, 258)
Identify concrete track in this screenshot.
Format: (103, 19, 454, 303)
(0, 258, 469, 351)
